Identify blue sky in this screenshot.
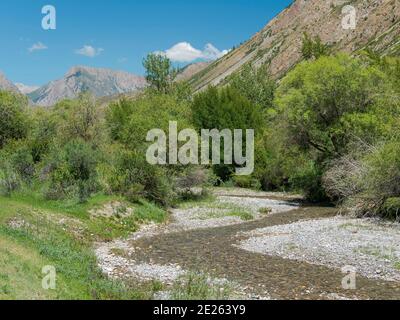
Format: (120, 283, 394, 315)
(0, 0, 292, 86)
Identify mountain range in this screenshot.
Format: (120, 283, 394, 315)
(0, 66, 147, 106)
(0, 72, 20, 93)
(28, 66, 147, 107)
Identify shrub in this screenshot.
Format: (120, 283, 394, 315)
(106, 91, 191, 151)
(29, 108, 57, 162)
(45, 139, 99, 202)
(276, 54, 386, 158)
(108, 148, 174, 207)
(323, 140, 400, 219)
(53, 94, 104, 145)
(171, 272, 232, 300)
(191, 86, 263, 181)
(0, 161, 20, 196)
(301, 33, 331, 60)
(232, 175, 261, 190)
(0, 91, 29, 148)
(175, 167, 216, 200)
(229, 63, 275, 110)
(10, 145, 35, 183)
(290, 159, 326, 202)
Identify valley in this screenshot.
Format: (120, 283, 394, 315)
(1, 0, 400, 302)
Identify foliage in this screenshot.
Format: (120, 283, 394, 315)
(105, 147, 173, 206)
(45, 139, 99, 203)
(323, 140, 400, 219)
(191, 86, 263, 181)
(171, 272, 233, 300)
(53, 93, 104, 145)
(276, 54, 386, 157)
(107, 91, 191, 151)
(0, 194, 167, 299)
(229, 63, 275, 110)
(301, 33, 331, 60)
(0, 160, 20, 196)
(192, 86, 262, 132)
(143, 53, 178, 93)
(0, 91, 29, 148)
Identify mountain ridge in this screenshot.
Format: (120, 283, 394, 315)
(188, 0, 400, 91)
(0, 72, 20, 94)
(28, 66, 147, 107)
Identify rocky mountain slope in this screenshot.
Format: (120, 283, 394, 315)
(0, 72, 20, 93)
(188, 0, 400, 91)
(15, 83, 39, 95)
(176, 62, 212, 82)
(29, 66, 147, 107)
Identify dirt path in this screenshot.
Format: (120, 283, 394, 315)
(96, 189, 400, 300)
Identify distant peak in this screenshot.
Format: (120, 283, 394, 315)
(66, 66, 91, 76)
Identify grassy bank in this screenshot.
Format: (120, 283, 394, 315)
(0, 192, 168, 300)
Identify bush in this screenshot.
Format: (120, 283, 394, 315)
(191, 86, 263, 181)
(175, 167, 216, 200)
(232, 175, 261, 190)
(171, 272, 232, 300)
(276, 54, 386, 158)
(56, 94, 104, 144)
(0, 161, 20, 196)
(29, 108, 57, 162)
(107, 148, 174, 207)
(323, 140, 400, 219)
(0, 91, 29, 148)
(10, 145, 35, 183)
(301, 33, 331, 60)
(45, 139, 99, 202)
(229, 63, 275, 110)
(106, 91, 191, 151)
(290, 159, 326, 202)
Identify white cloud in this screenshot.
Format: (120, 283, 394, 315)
(28, 42, 47, 53)
(161, 42, 229, 63)
(75, 45, 104, 58)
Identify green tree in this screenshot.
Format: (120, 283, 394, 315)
(192, 86, 263, 180)
(46, 139, 99, 203)
(192, 86, 262, 132)
(230, 63, 275, 110)
(276, 54, 386, 158)
(54, 93, 103, 144)
(0, 91, 29, 148)
(143, 53, 178, 93)
(301, 33, 330, 60)
(273, 54, 391, 200)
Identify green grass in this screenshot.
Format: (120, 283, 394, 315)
(0, 192, 168, 242)
(0, 192, 168, 300)
(177, 194, 216, 209)
(196, 208, 254, 221)
(0, 236, 57, 300)
(170, 272, 233, 300)
(226, 209, 253, 221)
(259, 207, 272, 215)
(9, 191, 122, 219)
(180, 195, 254, 221)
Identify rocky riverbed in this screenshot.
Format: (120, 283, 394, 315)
(236, 217, 400, 282)
(95, 188, 400, 300)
